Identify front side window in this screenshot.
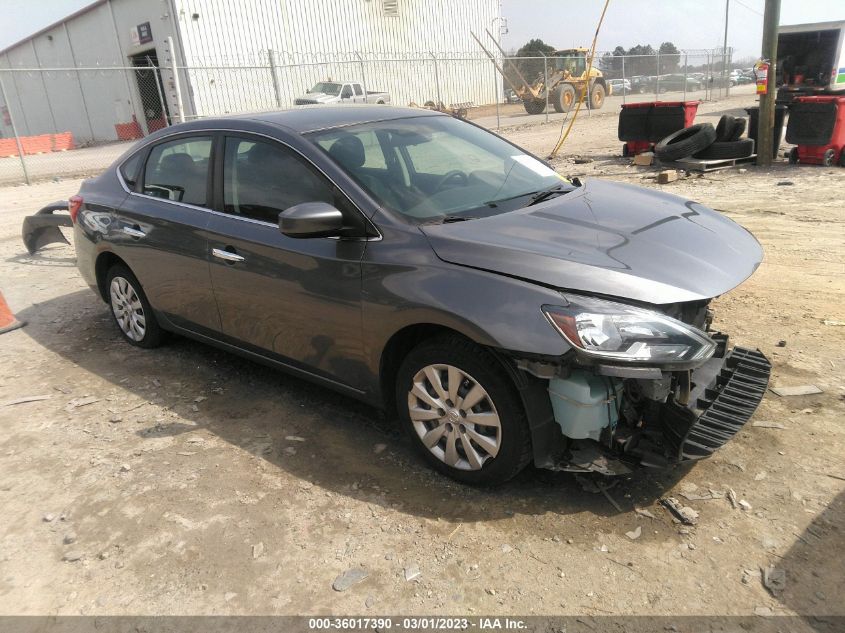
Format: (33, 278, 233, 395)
(309, 116, 567, 222)
(120, 152, 142, 188)
(142, 136, 212, 207)
(311, 82, 341, 96)
(222, 137, 339, 224)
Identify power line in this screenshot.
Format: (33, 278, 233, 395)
(733, 0, 764, 17)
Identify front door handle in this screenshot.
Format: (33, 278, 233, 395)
(212, 247, 245, 263)
(123, 225, 146, 238)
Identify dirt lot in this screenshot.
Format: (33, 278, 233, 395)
(0, 91, 843, 619)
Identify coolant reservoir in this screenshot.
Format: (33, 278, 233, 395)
(548, 370, 622, 440)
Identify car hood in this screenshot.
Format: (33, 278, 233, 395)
(420, 179, 763, 305)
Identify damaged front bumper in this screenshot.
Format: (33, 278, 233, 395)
(21, 201, 71, 254)
(522, 336, 771, 475)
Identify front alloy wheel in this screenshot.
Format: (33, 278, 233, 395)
(396, 336, 531, 485)
(408, 364, 501, 471)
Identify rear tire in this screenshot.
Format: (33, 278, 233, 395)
(106, 264, 164, 349)
(395, 336, 531, 486)
(823, 148, 836, 166)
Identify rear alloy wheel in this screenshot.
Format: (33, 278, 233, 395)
(822, 148, 836, 167)
(106, 264, 163, 348)
(396, 336, 531, 485)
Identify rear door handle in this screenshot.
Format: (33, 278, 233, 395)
(123, 225, 146, 238)
(212, 247, 245, 263)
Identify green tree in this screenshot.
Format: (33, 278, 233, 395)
(658, 41, 681, 73)
(507, 38, 556, 88)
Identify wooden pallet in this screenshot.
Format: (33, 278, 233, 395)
(671, 154, 756, 172)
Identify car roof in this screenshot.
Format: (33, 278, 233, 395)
(230, 105, 443, 134)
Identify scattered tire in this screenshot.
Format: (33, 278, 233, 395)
(693, 138, 755, 160)
(788, 147, 799, 164)
(728, 117, 747, 141)
(654, 123, 717, 162)
(523, 99, 546, 115)
(715, 114, 737, 142)
(551, 84, 575, 113)
(395, 335, 532, 486)
(106, 264, 164, 348)
(589, 83, 605, 109)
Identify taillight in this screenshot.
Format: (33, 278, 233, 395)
(68, 195, 83, 223)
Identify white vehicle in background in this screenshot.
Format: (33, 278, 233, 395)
(294, 81, 391, 106)
(607, 78, 632, 95)
(777, 20, 845, 102)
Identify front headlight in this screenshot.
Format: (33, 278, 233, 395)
(543, 296, 715, 365)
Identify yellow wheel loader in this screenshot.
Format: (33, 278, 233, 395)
(519, 48, 609, 115)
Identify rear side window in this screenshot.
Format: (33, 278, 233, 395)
(222, 137, 337, 224)
(353, 84, 363, 96)
(119, 152, 142, 188)
(142, 136, 212, 207)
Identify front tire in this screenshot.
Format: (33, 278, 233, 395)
(396, 336, 531, 485)
(106, 264, 164, 348)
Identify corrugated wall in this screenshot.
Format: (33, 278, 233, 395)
(174, 0, 501, 115)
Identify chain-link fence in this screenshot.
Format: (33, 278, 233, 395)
(0, 47, 746, 186)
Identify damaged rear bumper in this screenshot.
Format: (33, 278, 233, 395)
(21, 201, 71, 254)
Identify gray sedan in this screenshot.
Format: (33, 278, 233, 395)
(40, 105, 770, 485)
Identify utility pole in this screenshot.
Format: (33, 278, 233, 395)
(722, 0, 730, 97)
(757, 0, 780, 166)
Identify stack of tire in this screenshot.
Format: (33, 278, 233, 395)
(654, 114, 755, 162)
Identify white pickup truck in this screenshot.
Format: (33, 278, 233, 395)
(294, 81, 391, 106)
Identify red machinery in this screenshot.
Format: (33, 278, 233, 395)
(618, 101, 700, 156)
(786, 96, 845, 166)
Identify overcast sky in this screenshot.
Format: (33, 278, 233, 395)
(1, 0, 843, 58)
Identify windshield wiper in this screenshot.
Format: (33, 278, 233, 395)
(428, 215, 478, 224)
(526, 184, 568, 206)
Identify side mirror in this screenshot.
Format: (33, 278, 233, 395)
(279, 202, 344, 238)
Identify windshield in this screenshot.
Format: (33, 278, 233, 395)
(308, 116, 569, 222)
(310, 82, 341, 96)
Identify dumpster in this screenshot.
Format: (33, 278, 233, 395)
(619, 101, 700, 156)
(745, 105, 787, 158)
(785, 96, 845, 166)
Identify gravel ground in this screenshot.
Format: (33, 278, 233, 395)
(0, 90, 842, 618)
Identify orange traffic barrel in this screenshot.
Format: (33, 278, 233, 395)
(0, 290, 24, 334)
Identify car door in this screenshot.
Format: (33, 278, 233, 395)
(205, 133, 370, 389)
(117, 133, 220, 333)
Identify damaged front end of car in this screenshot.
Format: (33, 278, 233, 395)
(512, 295, 771, 476)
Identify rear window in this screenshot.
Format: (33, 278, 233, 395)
(142, 137, 212, 207)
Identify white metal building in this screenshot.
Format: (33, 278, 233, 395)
(0, 0, 501, 143)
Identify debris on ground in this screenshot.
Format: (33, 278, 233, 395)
(2, 395, 51, 407)
(632, 152, 654, 166)
(727, 489, 738, 509)
(599, 483, 624, 513)
(625, 526, 642, 540)
(252, 542, 265, 559)
(119, 464, 131, 473)
(42, 513, 56, 523)
(776, 340, 787, 347)
(776, 181, 794, 186)
(634, 507, 656, 520)
(770, 385, 823, 397)
(62, 551, 83, 562)
(501, 544, 513, 554)
(373, 443, 387, 454)
(660, 497, 699, 525)
(64, 396, 100, 412)
(404, 564, 421, 582)
(332, 568, 368, 592)
(822, 319, 845, 326)
(573, 156, 593, 164)
(285, 436, 306, 442)
(762, 565, 786, 595)
(739, 500, 752, 512)
(63, 532, 77, 545)
(752, 421, 787, 429)
(657, 170, 679, 184)
(680, 490, 723, 501)
(742, 568, 761, 585)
